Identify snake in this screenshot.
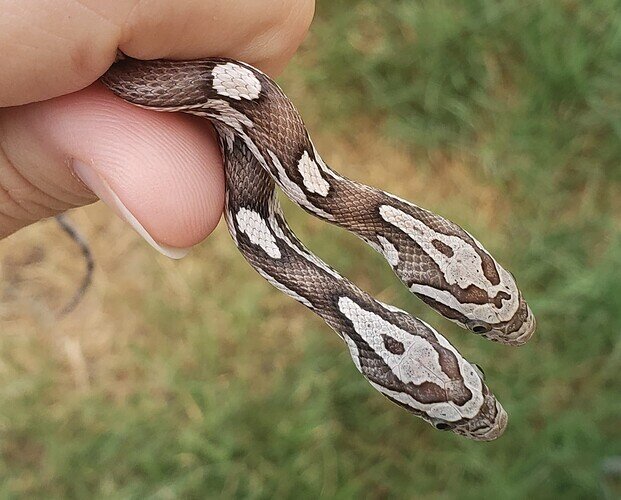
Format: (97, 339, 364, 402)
(99, 56, 536, 441)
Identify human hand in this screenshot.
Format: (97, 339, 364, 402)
(0, 0, 314, 256)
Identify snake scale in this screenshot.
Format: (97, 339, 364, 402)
(99, 56, 536, 441)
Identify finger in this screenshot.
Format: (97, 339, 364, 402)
(0, 84, 224, 252)
(0, 0, 315, 106)
(120, 0, 315, 74)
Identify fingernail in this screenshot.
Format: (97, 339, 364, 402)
(72, 159, 190, 259)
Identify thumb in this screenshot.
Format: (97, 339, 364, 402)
(0, 84, 224, 256)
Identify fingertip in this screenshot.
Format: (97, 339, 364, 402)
(81, 84, 225, 248)
(5, 84, 225, 249)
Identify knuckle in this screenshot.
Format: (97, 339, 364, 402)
(0, 179, 54, 222)
(0, 149, 58, 223)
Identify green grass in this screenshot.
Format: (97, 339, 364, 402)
(1, 0, 620, 498)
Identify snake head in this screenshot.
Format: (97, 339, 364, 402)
(372, 198, 536, 346)
(338, 297, 509, 441)
(384, 215, 537, 346)
(372, 355, 509, 441)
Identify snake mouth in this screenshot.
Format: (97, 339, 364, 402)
(475, 402, 508, 441)
(454, 400, 508, 441)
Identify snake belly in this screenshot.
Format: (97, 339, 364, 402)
(101, 56, 535, 440)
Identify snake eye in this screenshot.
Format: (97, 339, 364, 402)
(434, 422, 453, 431)
(466, 320, 491, 335)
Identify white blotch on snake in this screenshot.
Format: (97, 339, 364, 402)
(212, 63, 262, 100)
(376, 300, 407, 314)
(235, 208, 281, 258)
(189, 101, 253, 134)
(267, 150, 334, 220)
(297, 150, 330, 196)
(338, 296, 447, 386)
(376, 235, 399, 267)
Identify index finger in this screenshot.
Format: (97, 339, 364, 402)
(0, 0, 315, 106)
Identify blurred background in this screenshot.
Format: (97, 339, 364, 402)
(1, 0, 620, 497)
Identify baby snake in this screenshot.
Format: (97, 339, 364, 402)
(99, 56, 536, 441)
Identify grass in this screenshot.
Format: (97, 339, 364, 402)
(1, 0, 620, 497)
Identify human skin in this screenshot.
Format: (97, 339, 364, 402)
(0, 0, 315, 256)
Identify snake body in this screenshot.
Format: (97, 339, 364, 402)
(101, 57, 535, 440)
